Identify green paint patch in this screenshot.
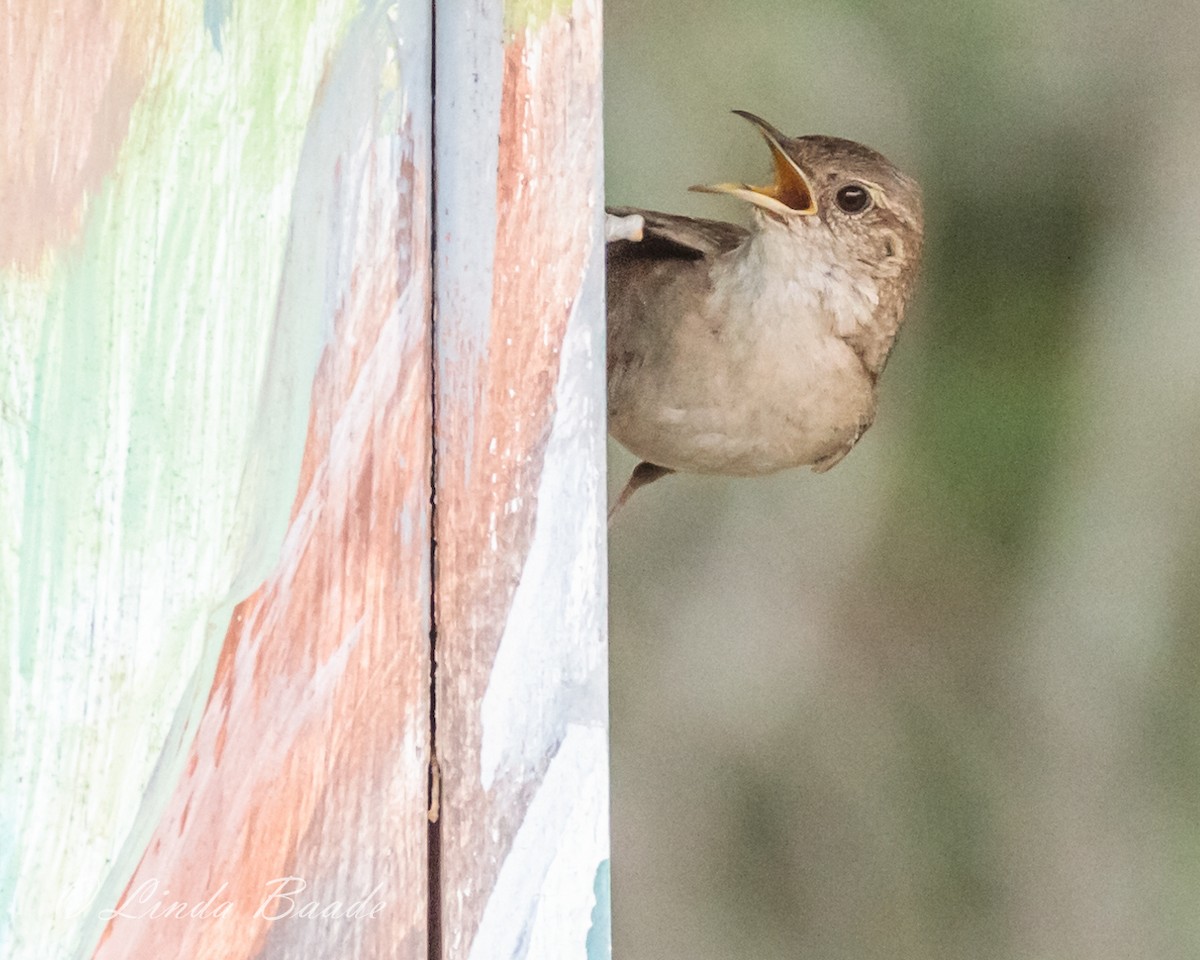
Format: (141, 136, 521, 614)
(504, 0, 573, 36)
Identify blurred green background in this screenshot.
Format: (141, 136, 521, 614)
(603, 1, 1200, 958)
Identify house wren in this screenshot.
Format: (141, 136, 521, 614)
(606, 110, 924, 517)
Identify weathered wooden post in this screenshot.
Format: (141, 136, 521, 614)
(432, 0, 609, 956)
(1, 2, 608, 958)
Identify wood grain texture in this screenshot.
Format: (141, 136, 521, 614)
(93, 8, 434, 958)
(433, 0, 610, 957)
(4, 0, 610, 957)
(2, 4, 432, 959)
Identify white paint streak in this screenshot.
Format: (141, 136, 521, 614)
(469, 725, 609, 960)
(479, 288, 606, 790)
(433, 0, 505, 484)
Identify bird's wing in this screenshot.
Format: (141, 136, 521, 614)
(606, 206, 748, 262)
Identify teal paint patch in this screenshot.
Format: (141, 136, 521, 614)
(204, 0, 232, 52)
(586, 858, 612, 960)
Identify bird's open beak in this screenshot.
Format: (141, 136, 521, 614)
(690, 110, 817, 217)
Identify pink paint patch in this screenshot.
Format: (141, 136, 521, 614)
(0, 1, 163, 270)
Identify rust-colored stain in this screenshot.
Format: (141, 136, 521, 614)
(434, 1, 602, 951)
(94, 127, 433, 960)
(0, 0, 165, 270)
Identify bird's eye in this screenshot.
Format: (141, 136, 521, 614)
(835, 183, 872, 214)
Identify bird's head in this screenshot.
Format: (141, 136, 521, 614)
(691, 111, 924, 283)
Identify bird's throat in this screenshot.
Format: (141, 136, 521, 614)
(712, 222, 879, 343)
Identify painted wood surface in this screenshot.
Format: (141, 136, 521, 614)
(2, 4, 433, 958)
(2, 1, 608, 958)
(433, 1, 610, 958)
